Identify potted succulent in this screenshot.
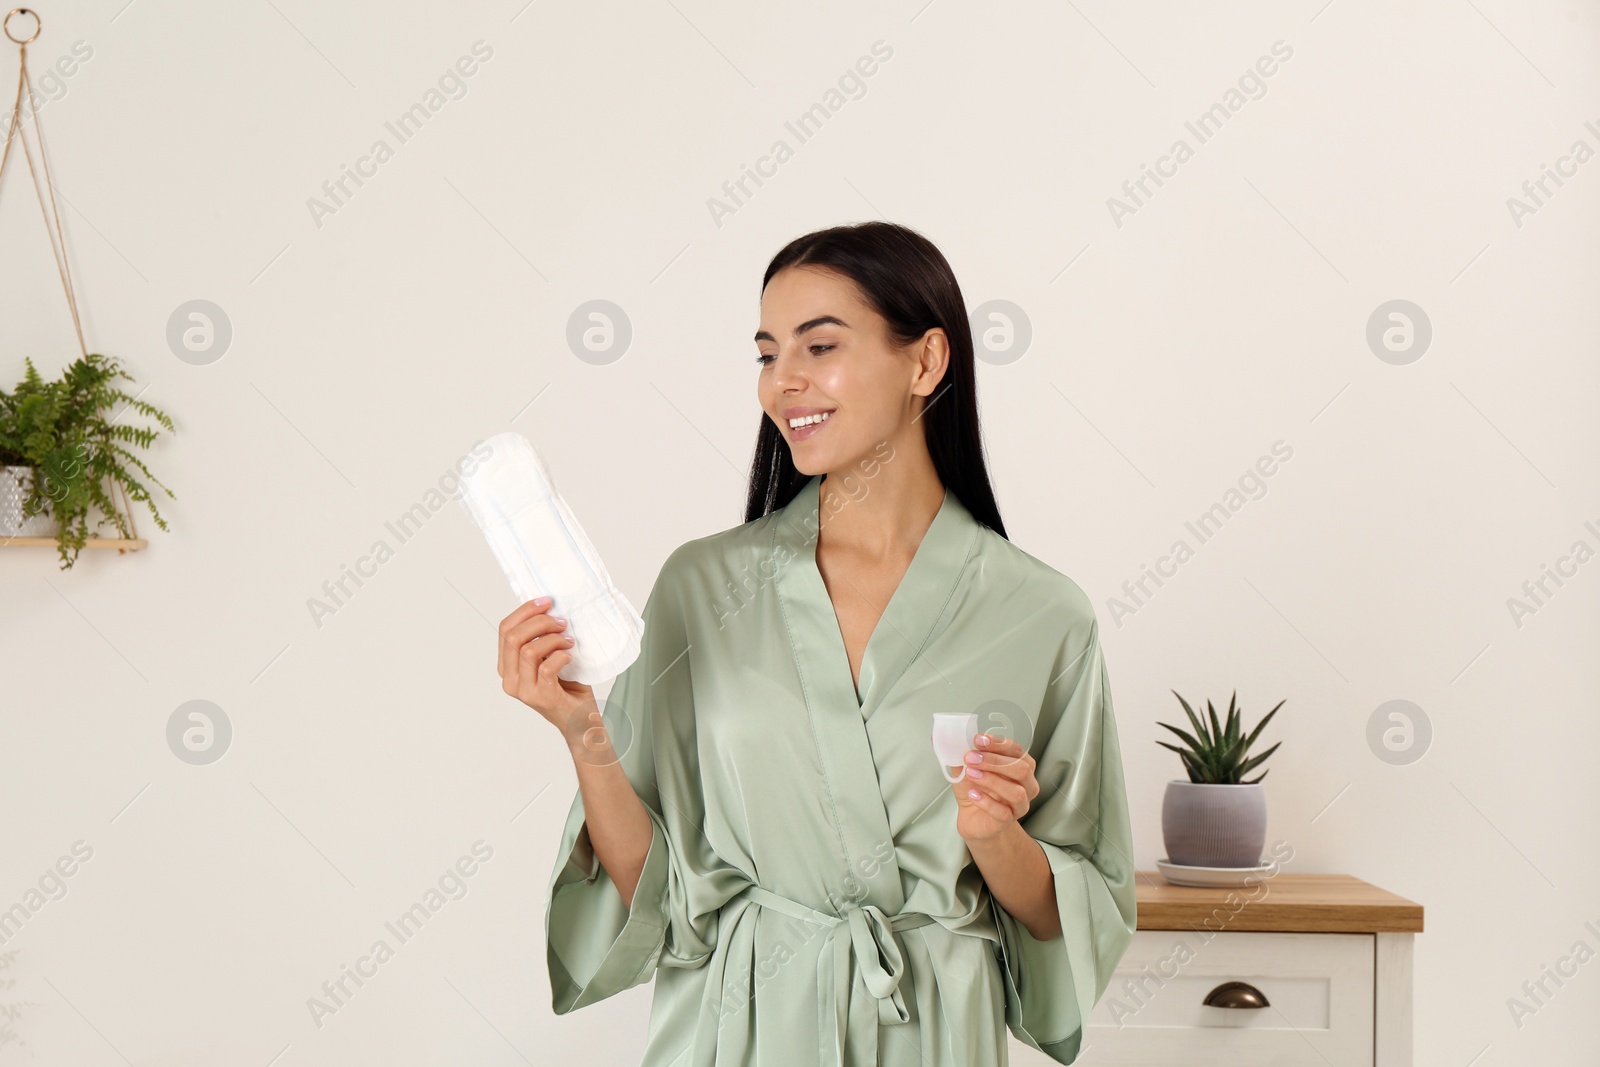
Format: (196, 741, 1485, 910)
(0, 352, 175, 568)
(1156, 690, 1284, 868)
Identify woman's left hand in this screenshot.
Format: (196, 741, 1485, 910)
(953, 734, 1040, 843)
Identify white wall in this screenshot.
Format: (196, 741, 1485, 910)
(1, 1, 1596, 1064)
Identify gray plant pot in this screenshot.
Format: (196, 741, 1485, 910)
(0, 466, 56, 537)
(1161, 780, 1266, 867)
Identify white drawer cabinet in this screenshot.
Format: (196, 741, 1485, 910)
(1069, 872, 1422, 1067)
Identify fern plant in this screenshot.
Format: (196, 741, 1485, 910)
(1157, 690, 1284, 784)
(0, 352, 175, 568)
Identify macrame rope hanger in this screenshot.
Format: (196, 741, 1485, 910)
(1, 7, 139, 542)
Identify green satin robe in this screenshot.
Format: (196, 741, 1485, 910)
(545, 472, 1137, 1066)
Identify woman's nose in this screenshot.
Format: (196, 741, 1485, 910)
(769, 348, 806, 387)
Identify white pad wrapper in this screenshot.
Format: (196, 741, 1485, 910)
(458, 431, 644, 686)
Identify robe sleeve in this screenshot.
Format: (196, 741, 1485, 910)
(544, 546, 720, 1014)
(990, 611, 1139, 1064)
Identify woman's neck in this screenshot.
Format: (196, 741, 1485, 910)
(818, 453, 944, 557)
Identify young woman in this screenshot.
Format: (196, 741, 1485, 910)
(500, 221, 1137, 1066)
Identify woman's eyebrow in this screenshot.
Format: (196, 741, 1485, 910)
(753, 315, 851, 343)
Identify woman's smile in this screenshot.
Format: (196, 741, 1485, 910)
(785, 408, 834, 441)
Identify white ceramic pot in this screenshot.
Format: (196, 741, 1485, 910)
(1161, 780, 1267, 867)
(0, 466, 57, 536)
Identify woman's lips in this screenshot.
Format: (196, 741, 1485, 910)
(788, 411, 832, 441)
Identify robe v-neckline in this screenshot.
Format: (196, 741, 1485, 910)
(771, 473, 978, 719)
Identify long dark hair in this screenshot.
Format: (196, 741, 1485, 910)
(742, 221, 1007, 540)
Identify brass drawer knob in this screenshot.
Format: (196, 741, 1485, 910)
(1202, 980, 1271, 1009)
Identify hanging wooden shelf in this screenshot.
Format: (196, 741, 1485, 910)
(1, 9, 172, 566)
(1, 536, 146, 552)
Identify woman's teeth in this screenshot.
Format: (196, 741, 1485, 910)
(788, 411, 832, 429)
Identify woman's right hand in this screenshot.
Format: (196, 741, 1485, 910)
(498, 597, 597, 741)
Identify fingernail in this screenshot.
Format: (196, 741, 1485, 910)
(977, 735, 991, 747)
(967, 767, 984, 778)
(534, 596, 552, 606)
(563, 633, 575, 643)
(551, 616, 566, 625)
(965, 751, 983, 764)
(968, 789, 981, 800)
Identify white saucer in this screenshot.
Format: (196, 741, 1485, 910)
(1156, 858, 1277, 887)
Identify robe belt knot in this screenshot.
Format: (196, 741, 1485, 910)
(735, 883, 936, 1065)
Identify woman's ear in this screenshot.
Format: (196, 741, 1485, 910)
(911, 329, 949, 397)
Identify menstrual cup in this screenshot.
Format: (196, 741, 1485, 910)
(931, 713, 980, 784)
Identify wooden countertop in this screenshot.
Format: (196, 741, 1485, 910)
(1133, 871, 1424, 933)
